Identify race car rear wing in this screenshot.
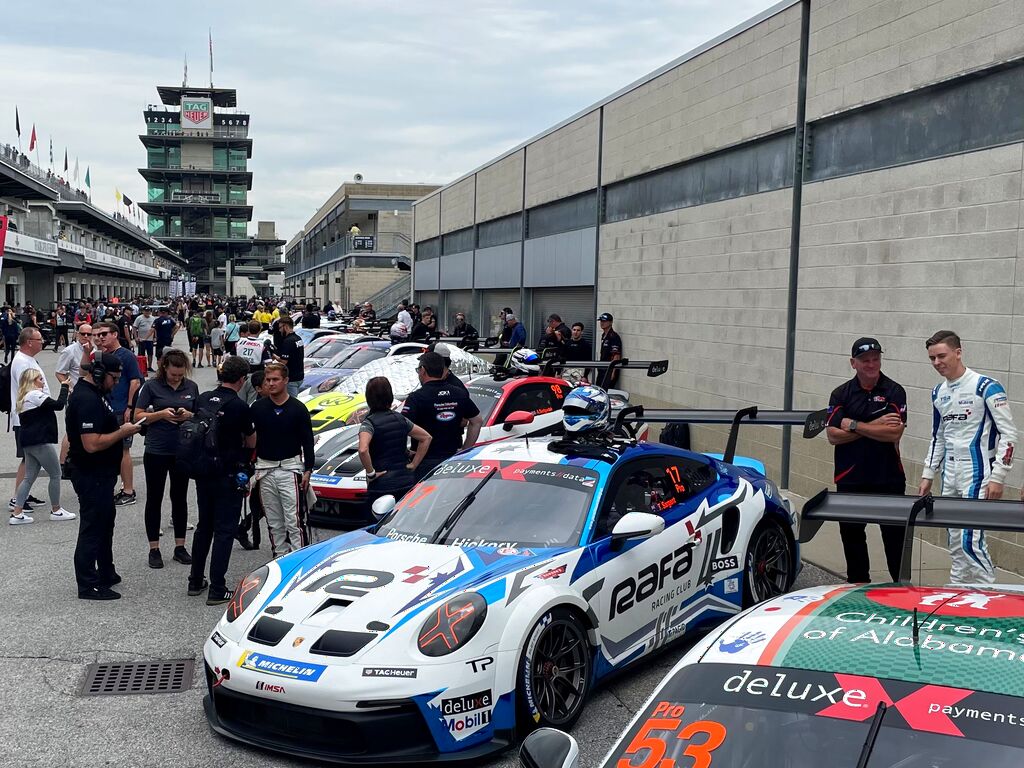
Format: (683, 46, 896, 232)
(613, 405, 828, 463)
(542, 357, 670, 388)
(800, 491, 1024, 582)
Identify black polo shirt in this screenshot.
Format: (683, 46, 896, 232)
(563, 337, 592, 362)
(600, 329, 623, 361)
(402, 379, 480, 463)
(277, 332, 305, 382)
(827, 372, 907, 486)
(66, 379, 122, 474)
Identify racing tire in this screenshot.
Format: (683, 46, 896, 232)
(516, 608, 591, 734)
(742, 516, 795, 608)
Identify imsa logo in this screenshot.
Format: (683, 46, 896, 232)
(609, 543, 696, 619)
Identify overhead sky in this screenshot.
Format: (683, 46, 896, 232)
(1, 0, 780, 245)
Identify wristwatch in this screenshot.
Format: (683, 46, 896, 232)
(848, 420, 858, 433)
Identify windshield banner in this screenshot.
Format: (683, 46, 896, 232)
(430, 459, 598, 490)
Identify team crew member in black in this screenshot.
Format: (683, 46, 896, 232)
(428, 342, 467, 392)
(598, 312, 623, 387)
(273, 315, 305, 397)
(188, 356, 257, 604)
(251, 363, 315, 556)
(563, 322, 592, 362)
(358, 376, 433, 515)
(826, 337, 908, 583)
(403, 352, 483, 482)
(66, 353, 143, 600)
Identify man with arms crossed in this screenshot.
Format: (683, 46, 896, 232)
(920, 330, 1017, 585)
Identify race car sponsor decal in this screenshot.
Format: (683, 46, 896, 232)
(362, 666, 418, 678)
(314, 394, 358, 408)
(465, 656, 493, 673)
(310, 473, 342, 485)
(403, 565, 430, 583)
(609, 542, 696, 619)
(767, 586, 1024, 697)
(237, 651, 326, 682)
(394, 559, 467, 616)
(523, 612, 553, 723)
(724, 577, 739, 594)
(535, 564, 567, 580)
(210, 631, 227, 648)
(427, 689, 495, 740)
(718, 631, 767, 654)
(298, 568, 394, 596)
(255, 680, 286, 694)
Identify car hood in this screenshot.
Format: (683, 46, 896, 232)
(252, 532, 568, 654)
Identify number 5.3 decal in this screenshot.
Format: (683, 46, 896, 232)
(616, 702, 726, 768)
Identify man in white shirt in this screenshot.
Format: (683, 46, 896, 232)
(397, 301, 413, 331)
(10, 328, 48, 513)
(56, 324, 93, 468)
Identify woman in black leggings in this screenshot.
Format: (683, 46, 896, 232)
(133, 349, 199, 569)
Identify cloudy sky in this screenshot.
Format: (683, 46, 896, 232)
(1, 0, 779, 243)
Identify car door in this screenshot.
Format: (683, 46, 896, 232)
(493, 381, 566, 437)
(587, 456, 717, 663)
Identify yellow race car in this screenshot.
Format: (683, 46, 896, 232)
(304, 391, 369, 434)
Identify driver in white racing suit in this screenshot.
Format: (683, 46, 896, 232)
(919, 330, 1017, 585)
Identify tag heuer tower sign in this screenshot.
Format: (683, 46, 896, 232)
(181, 97, 213, 131)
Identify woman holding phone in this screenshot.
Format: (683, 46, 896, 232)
(133, 348, 199, 569)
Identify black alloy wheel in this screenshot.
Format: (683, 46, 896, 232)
(517, 609, 591, 731)
(743, 517, 795, 607)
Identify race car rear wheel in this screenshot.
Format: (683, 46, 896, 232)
(516, 608, 591, 732)
(743, 517, 794, 607)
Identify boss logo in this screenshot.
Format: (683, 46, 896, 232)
(711, 556, 739, 573)
(609, 543, 695, 619)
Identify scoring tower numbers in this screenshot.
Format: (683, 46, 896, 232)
(616, 701, 725, 768)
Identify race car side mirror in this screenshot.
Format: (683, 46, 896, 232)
(610, 512, 665, 549)
(503, 410, 535, 431)
(520, 728, 579, 768)
(371, 495, 396, 518)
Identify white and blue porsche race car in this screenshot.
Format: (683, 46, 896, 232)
(202, 407, 823, 763)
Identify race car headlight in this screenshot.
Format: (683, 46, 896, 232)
(318, 377, 341, 393)
(226, 565, 269, 623)
(345, 406, 369, 425)
(417, 593, 487, 657)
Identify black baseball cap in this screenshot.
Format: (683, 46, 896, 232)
(598, 312, 613, 322)
(851, 337, 883, 358)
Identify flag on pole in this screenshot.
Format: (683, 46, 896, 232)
(116, 188, 123, 204)
(84, 166, 91, 188)
(73, 157, 79, 184)
(15, 107, 20, 138)
(209, 28, 214, 87)
(49, 137, 53, 168)
(64, 149, 68, 173)
(29, 124, 36, 152)
(123, 193, 134, 208)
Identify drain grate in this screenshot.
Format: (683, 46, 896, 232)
(80, 659, 195, 696)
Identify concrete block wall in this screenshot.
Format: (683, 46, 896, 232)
(807, 0, 1024, 121)
(525, 112, 600, 208)
(346, 267, 406, 307)
(440, 176, 476, 234)
(414, 194, 440, 242)
(475, 150, 525, 222)
(600, 2, 802, 184)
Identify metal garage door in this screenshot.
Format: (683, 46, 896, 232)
(441, 290, 474, 332)
(480, 289, 521, 339)
(532, 287, 595, 346)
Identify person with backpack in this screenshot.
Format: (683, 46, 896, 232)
(187, 310, 207, 368)
(133, 349, 199, 569)
(186, 355, 255, 604)
(7, 327, 49, 515)
(9, 367, 75, 525)
(1, 307, 21, 364)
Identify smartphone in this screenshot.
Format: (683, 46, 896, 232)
(133, 416, 148, 427)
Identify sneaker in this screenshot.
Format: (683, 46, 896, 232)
(114, 491, 137, 506)
(187, 578, 209, 597)
(100, 573, 122, 588)
(172, 546, 193, 565)
(50, 508, 77, 521)
(9, 498, 34, 512)
(79, 587, 121, 601)
(148, 549, 164, 569)
(207, 589, 234, 606)
(235, 533, 254, 550)
(27, 494, 44, 505)
(8, 513, 34, 525)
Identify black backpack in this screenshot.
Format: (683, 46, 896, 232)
(176, 396, 227, 479)
(659, 422, 691, 451)
(0, 363, 11, 415)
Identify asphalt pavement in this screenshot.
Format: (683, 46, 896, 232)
(1, 339, 841, 767)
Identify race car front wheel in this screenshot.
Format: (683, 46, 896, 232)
(517, 608, 591, 732)
(743, 517, 795, 607)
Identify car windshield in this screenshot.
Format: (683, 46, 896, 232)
(601, 663, 1024, 768)
(295, 328, 317, 344)
(468, 383, 503, 423)
(326, 346, 386, 370)
(307, 337, 352, 360)
(377, 459, 599, 549)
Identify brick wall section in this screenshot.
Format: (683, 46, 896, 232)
(790, 142, 1024, 568)
(413, 194, 440, 242)
(807, 0, 1024, 120)
(440, 176, 476, 234)
(475, 150, 525, 223)
(600, 4, 801, 185)
(525, 112, 600, 208)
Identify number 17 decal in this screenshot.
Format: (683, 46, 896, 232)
(616, 702, 726, 768)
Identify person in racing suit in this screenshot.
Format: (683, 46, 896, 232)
(919, 330, 1017, 585)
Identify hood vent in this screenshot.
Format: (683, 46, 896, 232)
(248, 616, 294, 646)
(311, 630, 377, 657)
